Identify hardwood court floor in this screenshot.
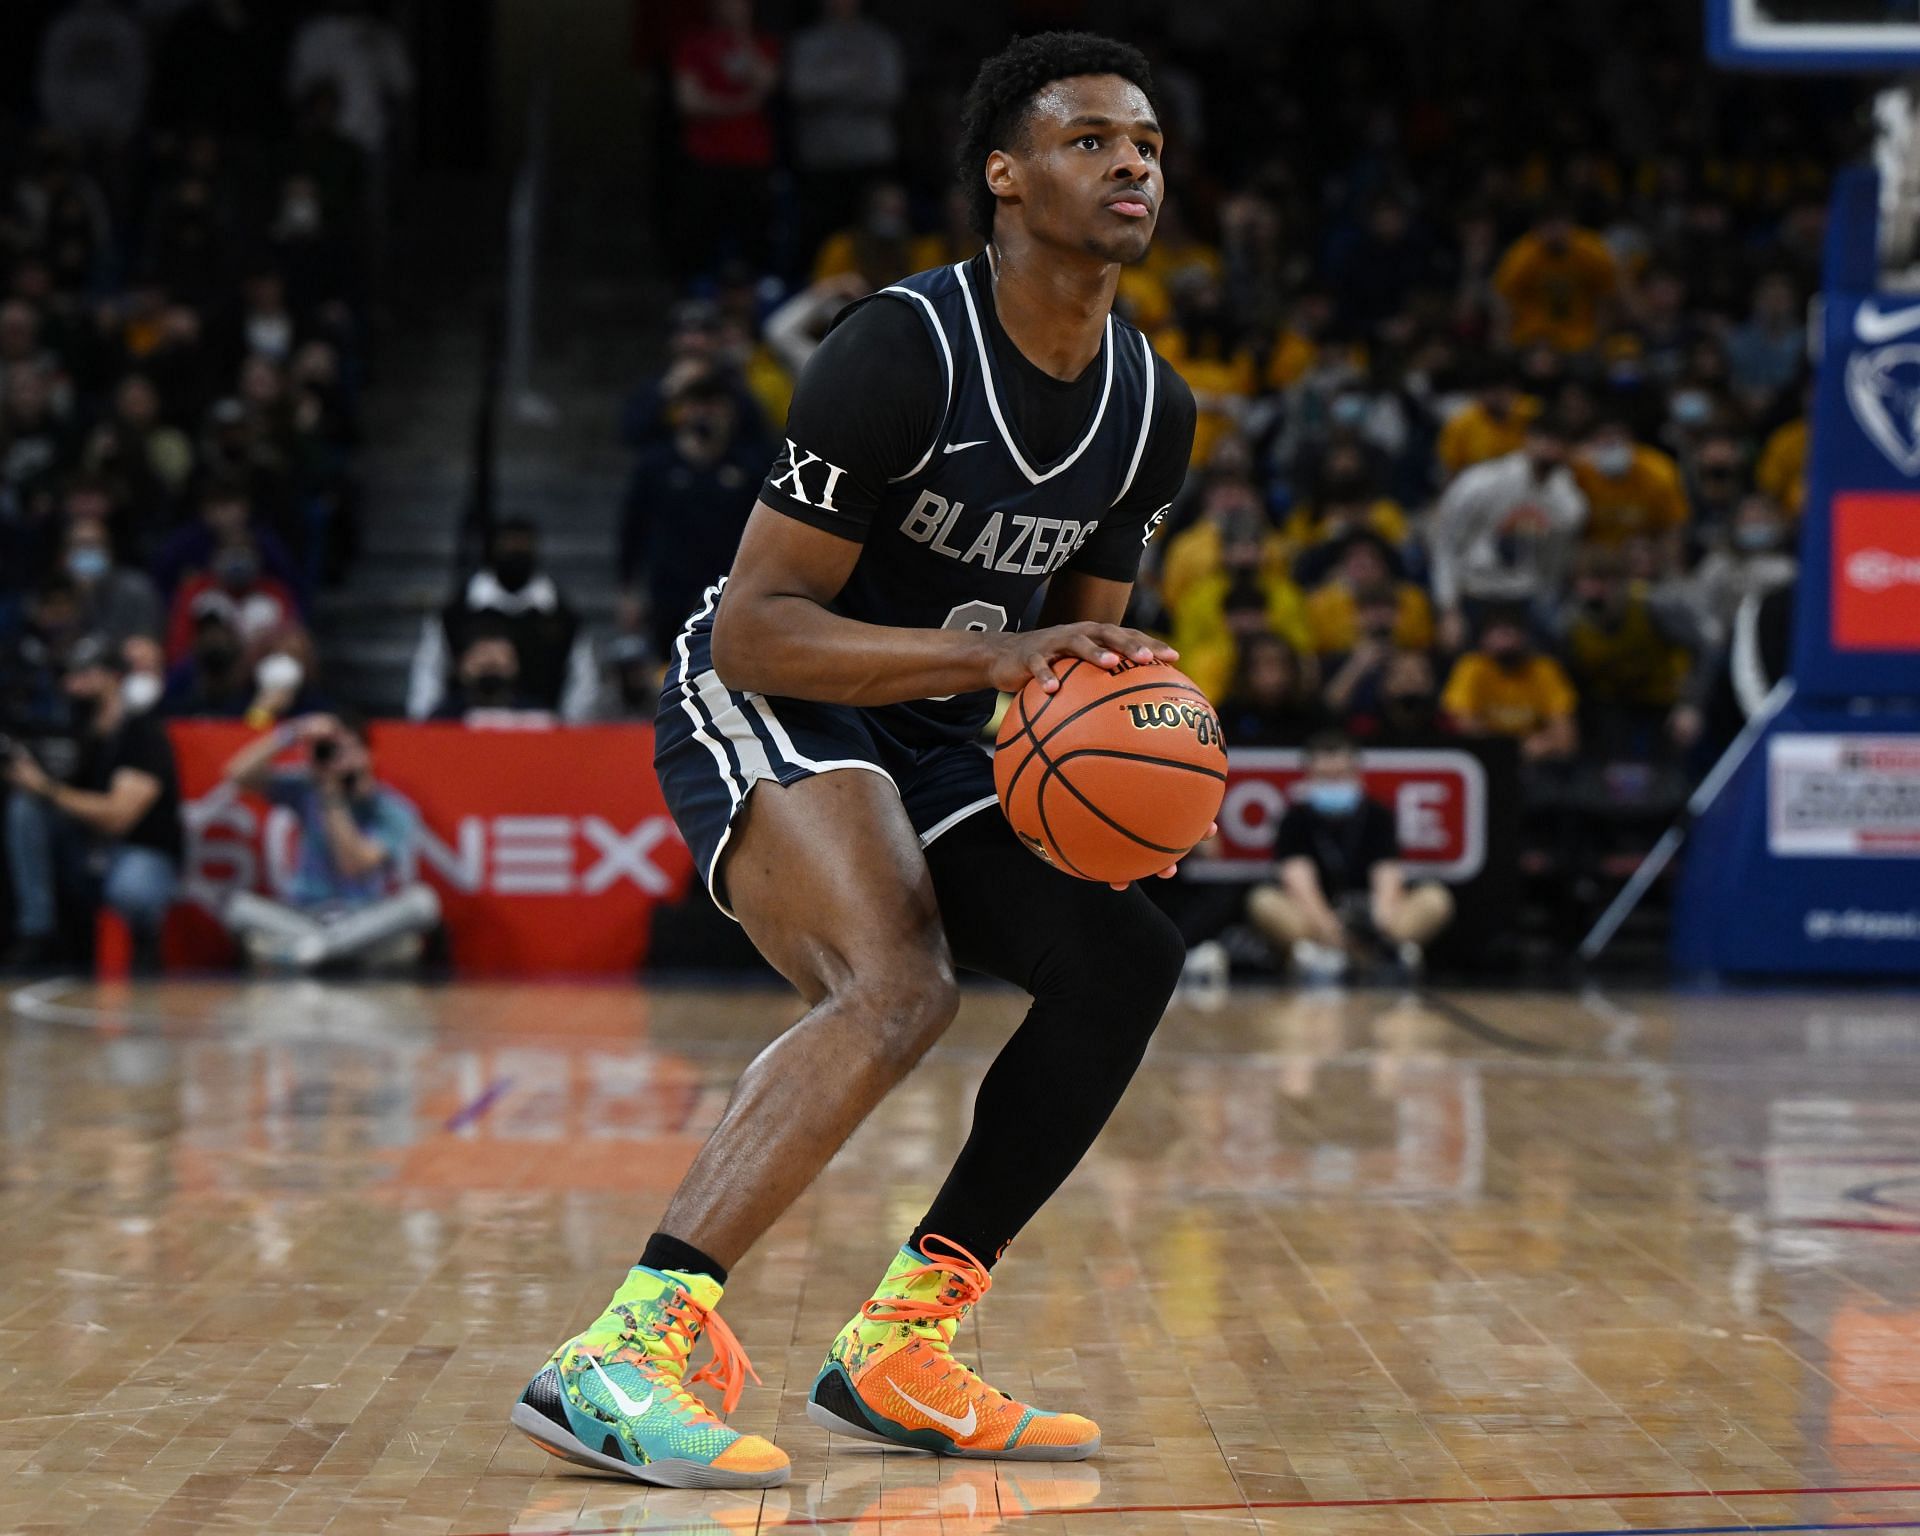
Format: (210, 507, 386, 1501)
(7, 977, 1920, 1536)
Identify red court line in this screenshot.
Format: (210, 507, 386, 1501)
(474, 1480, 1920, 1536)
(1776, 1218, 1920, 1235)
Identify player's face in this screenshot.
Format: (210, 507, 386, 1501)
(1006, 74, 1162, 265)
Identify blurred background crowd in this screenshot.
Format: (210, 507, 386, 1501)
(0, 0, 1866, 974)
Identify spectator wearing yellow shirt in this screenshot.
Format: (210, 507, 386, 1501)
(1757, 412, 1808, 519)
(1303, 534, 1434, 656)
(1441, 608, 1579, 762)
(1573, 417, 1689, 573)
(1155, 265, 1257, 466)
(1157, 468, 1289, 611)
(1493, 207, 1620, 354)
(1168, 510, 1314, 703)
(810, 181, 915, 289)
(1437, 361, 1540, 481)
(1558, 545, 1696, 718)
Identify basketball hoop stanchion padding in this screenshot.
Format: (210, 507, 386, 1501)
(1665, 161, 1920, 977)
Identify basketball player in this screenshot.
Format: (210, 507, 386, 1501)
(512, 32, 1197, 1486)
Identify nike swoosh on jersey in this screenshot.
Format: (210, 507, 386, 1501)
(587, 1355, 655, 1419)
(890, 1381, 978, 1438)
(942, 439, 990, 454)
(1857, 300, 1920, 345)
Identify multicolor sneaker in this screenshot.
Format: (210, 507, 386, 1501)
(806, 1235, 1100, 1460)
(512, 1264, 790, 1488)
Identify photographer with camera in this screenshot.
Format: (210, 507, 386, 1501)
(216, 711, 439, 972)
(4, 635, 183, 971)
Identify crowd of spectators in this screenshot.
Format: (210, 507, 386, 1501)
(625, 0, 1841, 962)
(0, 0, 404, 968)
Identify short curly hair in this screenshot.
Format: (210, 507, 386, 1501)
(955, 31, 1157, 243)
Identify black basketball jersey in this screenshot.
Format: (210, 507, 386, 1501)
(754, 254, 1192, 747)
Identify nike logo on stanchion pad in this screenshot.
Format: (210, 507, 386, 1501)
(1856, 299, 1920, 344)
(587, 1356, 655, 1419)
(891, 1381, 977, 1437)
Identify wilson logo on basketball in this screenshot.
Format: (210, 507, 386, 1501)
(1123, 700, 1222, 747)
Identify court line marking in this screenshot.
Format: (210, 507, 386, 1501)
(445, 1077, 513, 1131)
(469, 1484, 1920, 1536)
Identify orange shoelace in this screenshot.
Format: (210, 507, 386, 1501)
(648, 1289, 762, 1419)
(859, 1234, 994, 1328)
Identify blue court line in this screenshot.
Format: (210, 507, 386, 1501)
(443, 1076, 512, 1131)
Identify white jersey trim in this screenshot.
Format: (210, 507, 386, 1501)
(1111, 330, 1157, 507)
(880, 284, 957, 484)
(953, 260, 1114, 487)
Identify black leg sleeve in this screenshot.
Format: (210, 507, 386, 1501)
(915, 810, 1186, 1266)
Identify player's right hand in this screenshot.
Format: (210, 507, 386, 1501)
(988, 623, 1178, 694)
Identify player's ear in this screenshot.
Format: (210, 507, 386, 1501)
(985, 147, 1020, 210)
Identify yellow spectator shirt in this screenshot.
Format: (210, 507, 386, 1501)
(1441, 652, 1578, 737)
(1493, 230, 1619, 353)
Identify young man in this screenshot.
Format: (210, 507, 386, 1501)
(1247, 728, 1454, 981)
(511, 32, 1197, 1488)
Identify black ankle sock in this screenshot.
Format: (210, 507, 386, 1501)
(906, 1225, 1004, 1271)
(638, 1232, 729, 1286)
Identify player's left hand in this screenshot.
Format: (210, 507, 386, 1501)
(1110, 822, 1218, 890)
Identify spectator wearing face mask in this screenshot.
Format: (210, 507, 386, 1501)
(159, 594, 252, 717)
(1216, 632, 1326, 747)
(620, 367, 763, 662)
(407, 517, 597, 721)
(1246, 729, 1455, 981)
(1428, 414, 1587, 653)
(1573, 417, 1689, 575)
(5, 634, 182, 972)
(430, 629, 550, 724)
(1304, 533, 1432, 657)
(1357, 649, 1446, 745)
(243, 623, 332, 728)
(1436, 360, 1539, 481)
(62, 518, 161, 650)
(1557, 544, 1698, 754)
(1493, 205, 1620, 354)
(1685, 494, 1798, 646)
(1684, 430, 1750, 550)
(1440, 607, 1579, 763)
(164, 529, 298, 664)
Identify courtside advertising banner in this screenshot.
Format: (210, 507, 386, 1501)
(167, 721, 695, 975)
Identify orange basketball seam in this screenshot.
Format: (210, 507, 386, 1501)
(1035, 753, 1192, 858)
(998, 676, 1212, 805)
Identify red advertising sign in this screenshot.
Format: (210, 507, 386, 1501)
(1187, 748, 1489, 881)
(1832, 492, 1920, 651)
(168, 722, 695, 976)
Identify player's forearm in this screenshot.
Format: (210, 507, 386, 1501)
(710, 593, 999, 706)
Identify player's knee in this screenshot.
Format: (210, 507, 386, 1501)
(844, 943, 960, 1068)
(1038, 897, 1183, 1021)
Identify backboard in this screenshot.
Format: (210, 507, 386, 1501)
(1708, 0, 1920, 70)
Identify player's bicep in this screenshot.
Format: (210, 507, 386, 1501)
(724, 500, 864, 609)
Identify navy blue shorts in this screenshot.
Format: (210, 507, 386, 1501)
(654, 585, 1001, 920)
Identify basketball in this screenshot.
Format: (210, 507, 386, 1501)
(994, 658, 1228, 884)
